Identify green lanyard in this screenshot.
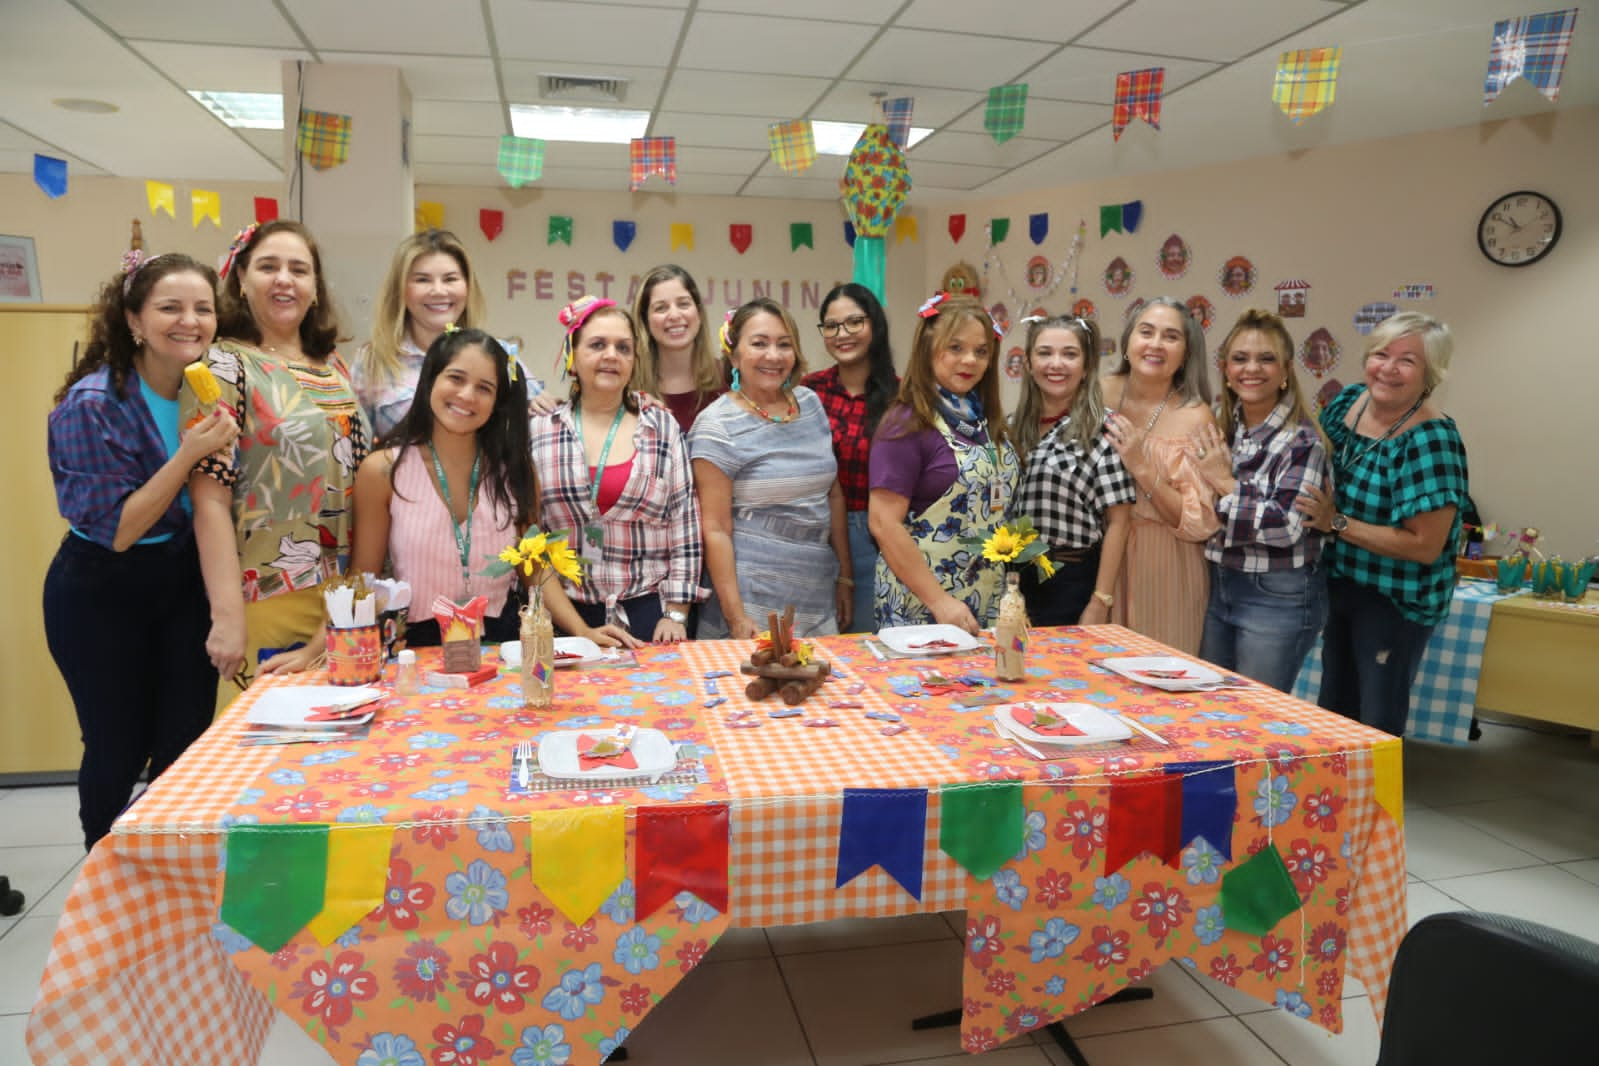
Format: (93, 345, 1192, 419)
(574, 402, 626, 508)
(428, 442, 482, 598)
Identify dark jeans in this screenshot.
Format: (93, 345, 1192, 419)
(1317, 575, 1436, 737)
(1200, 563, 1327, 692)
(43, 533, 217, 850)
(1020, 544, 1101, 627)
(572, 594, 665, 642)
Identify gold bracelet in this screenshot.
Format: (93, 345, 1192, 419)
(836, 576, 856, 586)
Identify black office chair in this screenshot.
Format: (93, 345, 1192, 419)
(0, 875, 22, 916)
(1377, 911, 1599, 1065)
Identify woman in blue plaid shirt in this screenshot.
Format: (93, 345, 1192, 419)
(1294, 313, 1469, 736)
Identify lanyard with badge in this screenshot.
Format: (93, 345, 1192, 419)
(574, 401, 626, 549)
(428, 443, 482, 599)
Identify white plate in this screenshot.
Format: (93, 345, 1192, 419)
(554, 636, 604, 667)
(1097, 656, 1223, 692)
(537, 727, 677, 781)
(994, 702, 1133, 746)
(499, 641, 521, 666)
(878, 624, 983, 655)
(244, 685, 384, 727)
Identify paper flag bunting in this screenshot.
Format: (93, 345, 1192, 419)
(790, 222, 813, 250)
(984, 83, 1028, 143)
(1100, 200, 1145, 237)
(730, 223, 752, 254)
(1372, 738, 1404, 828)
(881, 96, 914, 148)
(630, 136, 677, 191)
(219, 825, 329, 953)
(989, 218, 1010, 245)
(843, 221, 856, 248)
(304, 825, 394, 945)
(1274, 47, 1342, 123)
(480, 208, 504, 242)
(296, 109, 351, 170)
(33, 154, 66, 199)
(836, 788, 926, 900)
(416, 202, 445, 232)
(635, 804, 729, 921)
(1219, 842, 1303, 936)
(1029, 212, 1049, 246)
(498, 135, 544, 187)
(1485, 8, 1579, 104)
(949, 214, 967, 244)
(1105, 772, 1183, 872)
(839, 124, 909, 239)
(1164, 761, 1238, 860)
(253, 196, 279, 224)
(896, 215, 919, 243)
(1113, 67, 1165, 141)
(191, 189, 220, 229)
(670, 222, 694, 251)
(548, 215, 573, 246)
(768, 119, 816, 174)
(939, 783, 1023, 881)
(529, 808, 626, 925)
(146, 180, 175, 219)
(613, 220, 636, 252)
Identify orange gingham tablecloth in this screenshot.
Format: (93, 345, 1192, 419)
(29, 627, 1406, 1065)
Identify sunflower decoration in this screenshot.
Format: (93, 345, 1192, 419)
(485, 530, 588, 586)
(960, 516, 1056, 580)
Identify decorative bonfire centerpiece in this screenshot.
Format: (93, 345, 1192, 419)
(741, 606, 831, 705)
(486, 531, 585, 709)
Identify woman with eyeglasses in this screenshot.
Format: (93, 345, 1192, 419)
(803, 284, 898, 632)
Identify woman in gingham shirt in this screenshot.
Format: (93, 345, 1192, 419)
(1295, 312, 1468, 736)
(1008, 314, 1135, 626)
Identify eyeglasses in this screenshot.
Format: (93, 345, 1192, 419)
(818, 315, 868, 338)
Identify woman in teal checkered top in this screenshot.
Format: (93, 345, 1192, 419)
(1294, 312, 1468, 736)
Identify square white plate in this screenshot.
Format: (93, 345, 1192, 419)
(878, 624, 983, 655)
(538, 727, 677, 781)
(498, 637, 606, 668)
(244, 685, 384, 727)
(1098, 656, 1223, 691)
(994, 702, 1133, 746)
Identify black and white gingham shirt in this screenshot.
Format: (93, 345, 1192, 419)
(1009, 415, 1137, 550)
(1205, 399, 1329, 574)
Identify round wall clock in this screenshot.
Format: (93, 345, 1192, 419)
(1477, 190, 1561, 267)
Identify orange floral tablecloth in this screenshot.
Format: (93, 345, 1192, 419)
(28, 627, 1404, 1066)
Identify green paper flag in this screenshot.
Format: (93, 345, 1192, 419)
(220, 825, 330, 953)
(790, 222, 814, 251)
(984, 83, 1029, 143)
(1100, 204, 1124, 237)
(548, 215, 573, 246)
(1219, 842, 1302, 936)
(990, 218, 1010, 244)
(939, 783, 1024, 880)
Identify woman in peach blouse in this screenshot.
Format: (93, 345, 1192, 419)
(1103, 298, 1220, 653)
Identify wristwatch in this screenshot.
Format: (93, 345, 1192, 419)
(1330, 513, 1349, 536)
(1092, 590, 1114, 608)
(664, 608, 689, 625)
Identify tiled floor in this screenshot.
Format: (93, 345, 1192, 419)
(5, 719, 1599, 1065)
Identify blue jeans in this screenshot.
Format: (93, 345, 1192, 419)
(1199, 563, 1327, 693)
(1317, 576, 1435, 737)
(845, 510, 878, 634)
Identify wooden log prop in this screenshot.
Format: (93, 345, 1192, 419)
(740, 604, 829, 702)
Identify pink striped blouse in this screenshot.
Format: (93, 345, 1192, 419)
(388, 447, 519, 614)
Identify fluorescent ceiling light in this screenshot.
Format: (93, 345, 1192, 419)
(510, 104, 651, 144)
(811, 120, 933, 155)
(189, 91, 283, 130)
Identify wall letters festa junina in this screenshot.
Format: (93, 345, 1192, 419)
(506, 269, 842, 311)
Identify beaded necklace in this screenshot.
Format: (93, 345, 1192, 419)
(735, 386, 798, 423)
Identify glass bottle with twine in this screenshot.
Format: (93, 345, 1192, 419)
(492, 532, 585, 710)
(959, 517, 1054, 683)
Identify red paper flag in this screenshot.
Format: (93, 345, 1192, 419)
(480, 208, 504, 242)
(1104, 773, 1183, 873)
(948, 213, 967, 244)
(730, 223, 752, 254)
(636, 804, 730, 920)
(253, 197, 279, 224)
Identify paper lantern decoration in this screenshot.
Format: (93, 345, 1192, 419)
(838, 124, 911, 302)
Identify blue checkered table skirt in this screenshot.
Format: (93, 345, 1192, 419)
(1293, 580, 1526, 744)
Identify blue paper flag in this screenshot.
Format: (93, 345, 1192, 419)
(1122, 199, 1144, 233)
(612, 220, 636, 253)
(836, 788, 926, 900)
(843, 220, 856, 248)
(1164, 761, 1238, 860)
(34, 154, 67, 199)
(1029, 212, 1049, 246)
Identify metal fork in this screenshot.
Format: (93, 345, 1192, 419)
(514, 740, 534, 789)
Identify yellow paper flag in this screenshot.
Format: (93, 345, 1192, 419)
(529, 807, 626, 925)
(895, 214, 919, 244)
(670, 222, 694, 251)
(146, 180, 175, 219)
(305, 824, 395, 945)
(191, 189, 220, 229)
(416, 200, 445, 232)
(1371, 738, 1404, 828)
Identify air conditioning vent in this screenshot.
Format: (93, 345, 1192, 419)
(539, 75, 627, 103)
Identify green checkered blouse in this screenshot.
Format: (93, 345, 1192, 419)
(1322, 384, 1469, 626)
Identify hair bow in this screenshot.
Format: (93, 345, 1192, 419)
(917, 292, 949, 319)
(120, 249, 152, 298)
(558, 296, 617, 374)
(718, 308, 736, 356)
(219, 222, 261, 282)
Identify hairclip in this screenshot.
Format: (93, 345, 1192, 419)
(1017, 315, 1046, 326)
(219, 222, 261, 281)
(121, 249, 152, 298)
(990, 318, 1006, 340)
(917, 292, 949, 319)
(558, 296, 617, 373)
(718, 309, 736, 356)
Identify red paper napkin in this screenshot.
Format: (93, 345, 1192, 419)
(578, 734, 639, 771)
(1013, 707, 1085, 736)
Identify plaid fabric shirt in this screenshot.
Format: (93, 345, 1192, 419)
(1008, 415, 1137, 550)
(1206, 399, 1329, 573)
(1322, 384, 1469, 626)
(802, 366, 872, 512)
(48, 367, 188, 548)
(531, 398, 704, 608)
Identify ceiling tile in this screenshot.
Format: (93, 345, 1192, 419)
(649, 111, 775, 150)
(1078, 0, 1350, 63)
(895, 0, 1126, 43)
(849, 28, 1055, 92)
(903, 159, 1006, 190)
(1024, 48, 1219, 105)
(944, 97, 1105, 141)
(662, 70, 832, 119)
(677, 12, 867, 78)
(412, 134, 501, 165)
(235, 128, 288, 162)
(654, 172, 748, 195)
(412, 161, 507, 186)
(808, 83, 979, 129)
(500, 61, 666, 109)
(412, 100, 508, 137)
(78, 0, 304, 48)
(489, 1, 688, 66)
(675, 145, 768, 176)
(130, 43, 311, 94)
(320, 53, 500, 102)
(283, 0, 487, 55)
(699, 0, 903, 23)
(907, 132, 1055, 168)
(741, 175, 850, 201)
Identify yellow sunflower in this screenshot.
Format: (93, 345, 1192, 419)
(545, 538, 584, 584)
(1036, 553, 1057, 579)
(982, 525, 1027, 564)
